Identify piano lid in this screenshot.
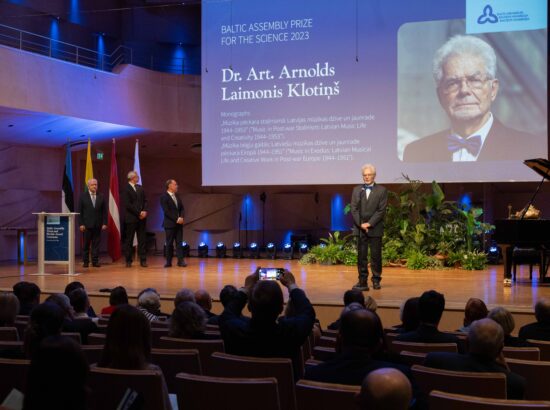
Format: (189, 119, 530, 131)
(524, 158, 550, 180)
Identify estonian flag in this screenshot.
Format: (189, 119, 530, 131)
(62, 143, 74, 212)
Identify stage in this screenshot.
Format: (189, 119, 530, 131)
(0, 257, 546, 329)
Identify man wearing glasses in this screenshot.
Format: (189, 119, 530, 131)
(403, 35, 541, 162)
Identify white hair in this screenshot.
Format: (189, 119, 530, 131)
(138, 289, 161, 310)
(87, 178, 97, 186)
(361, 164, 376, 174)
(432, 35, 497, 84)
(127, 170, 137, 180)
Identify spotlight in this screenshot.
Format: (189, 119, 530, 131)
(216, 242, 226, 258)
(233, 242, 242, 259)
(282, 242, 293, 260)
(266, 242, 276, 259)
(181, 241, 190, 258)
(299, 242, 309, 254)
(249, 242, 260, 259)
(198, 242, 209, 258)
(487, 241, 500, 264)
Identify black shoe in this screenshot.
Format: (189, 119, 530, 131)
(125, 262, 132, 268)
(164, 263, 172, 268)
(352, 282, 369, 291)
(83, 262, 89, 268)
(372, 282, 381, 290)
(177, 260, 187, 267)
(140, 261, 148, 268)
(92, 262, 100, 268)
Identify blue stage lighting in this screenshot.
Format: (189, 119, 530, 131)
(299, 243, 309, 254)
(216, 242, 226, 258)
(198, 242, 209, 258)
(249, 242, 260, 259)
(282, 242, 293, 260)
(181, 241, 190, 257)
(266, 242, 276, 259)
(233, 242, 242, 259)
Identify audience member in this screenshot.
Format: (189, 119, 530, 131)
(518, 298, 550, 341)
(23, 335, 89, 410)
(356, 368, 412, 410)
(98, 304, 171, 409)
(169, 301, 214, 339)
(23, 302, 65, 358)
(425, 318, 526, 399)
(100, 286, 129, 315)
(364, 295, 378, 312)
(219, 269, 315, 377)
(489, 306, 531, 347)
(207, 285, 238, 325)
(194, 289, 217, 321)
(396, 290, 463, 351)
(458, 297, 488, 333)
(0, 292, 19, 326)
(68, 288, 99, 344)
(137, 288, 168, 321)
(282, 295, 322, 341)
(173, 288, 195, 307)
(64, 281, 97, 318)
(327, 289, 366, 330)
(393, 297, 420, 333)
(12, 281, 40, 316)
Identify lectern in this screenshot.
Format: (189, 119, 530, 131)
(34, 212, 79, 275)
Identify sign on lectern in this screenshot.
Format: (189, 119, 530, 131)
(33, 212, 79, 275)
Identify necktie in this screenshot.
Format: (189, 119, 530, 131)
(364, 185, 373, 199)
(447, 134, 482, 156)
(171, 194, 178, 207)
(91, 194, 96, 207)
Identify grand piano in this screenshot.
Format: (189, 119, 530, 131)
(493, 159, 550, 285)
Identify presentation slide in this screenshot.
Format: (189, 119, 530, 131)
(202, 0, 547, 186)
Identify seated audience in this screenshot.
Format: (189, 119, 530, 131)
(489, 306, 531, 347)
(194, 289, 218, 321)
(396, 290, 463, 351)
(169, 301, 214, 339)
(98, 304, 171, 410)
(393, 297, 420, 333)
(23, 302, 65, 358)
(327, 289, 366, 330)
(173, 288, 195, 307)
(12, 281, 41, 316)
(364, 295, 378, 312)
(207, 285, 238, 325)
(518, 298, 550, 341)
(356, 368, 412, 410)
(282, 295, 321, 341)
(137, 288, 168, 321)
(458, 297, 488, 333)
(0, 292, 19, 327)
(23, 335, 89, 410)
(65, 281, 96, 318)
(100, 286, 129, 315)
(219, 269, 315, 377)
(425, 318, 526, 399)
(68, 288, 99, 344)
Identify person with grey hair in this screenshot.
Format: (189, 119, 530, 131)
(0, 292, 20, 327)
(169, 301, 212, 339)
(425, 318, 526, 399)
(137, 288, 164, 322)
(174, 288, 195, 307)
(519, 298, 550, 341)
(489, 306, 530, 347)
(356, 368, 412, 410)
(160, 179, 187, 268)
(122, 170, 148, 268)
(350, 164, 387, 291)
(78, 178, 107, 268)
(403, 34, 542, 162)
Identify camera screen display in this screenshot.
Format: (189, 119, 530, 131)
(259, 268, 284, 280)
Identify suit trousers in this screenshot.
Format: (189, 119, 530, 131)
(83, 227, 101, 264)
(357, 232, 382, 283)
(164, 225, 184, 263)
(124, 219, 147, 262)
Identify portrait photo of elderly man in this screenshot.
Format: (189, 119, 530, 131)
(403, 34, 544, 162)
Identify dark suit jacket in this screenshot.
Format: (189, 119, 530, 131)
(159, 192, 185, 229)
(518, 321, 550, 341)
(424, 352, 526, 400)
(403, 118, 544, 162)
(78, 191, 107, 228)
(218, 287, 315, 377)
(395, 324, 465, 353)
(122, 183, 147, 224)
(350, 183, 388, 237)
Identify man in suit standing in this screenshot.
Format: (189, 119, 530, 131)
(160, 179, 187, 268)
(78, 178, 107, 268)
(351, 164, 388, 291)
(122, 170, 148, 268)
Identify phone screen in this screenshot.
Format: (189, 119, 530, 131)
(259, 268, 283, 280)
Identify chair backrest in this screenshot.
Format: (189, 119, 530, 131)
(412, 365, 507, 399)
(97, 317, 110, 326)
(96, 324, 107, 334)
(527, 340, 550, 361)
(295, 379, 360, 410)
(400, 350, 427, 366)
(61, 332, 82, 344)
(0, 327, 19, 342)
(0, 341, 23, 355)
(81, 345, 104, 366)
(151, 328, 170, 348)
(391, 341, 458, 354)
(150, 320, 170, 329)
(429, 390, 550, 409)
(158, 337, 224, 374)
(151, 348, 202, 394)
(503, 347, 540, 361)
(88, 366, 166, 410)
(321, 329, 339, 338)
(385, 332, 400, 345)
(0, 358, 30, 402)
(507, 358, 550, 400)
(174, 372, 281, 410)
(316, 336, 337, 348)
(87, 333, 106, 345)
(209, 352, 297, 410)
(205, 324, 219, 331)
(15, 315, 29, 323)
(13, 321, 27, 340)
(312, 346, 336, 362)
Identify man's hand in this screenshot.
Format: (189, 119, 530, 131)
(139, 211, 147, 219)
(279, 269, 296, 288)
(243, 268, 260, 292)
(101, 225, 108, 230)
(176, 217, 184, 224)
(79, 225, 86, 232)
(360, 222, 370, 231)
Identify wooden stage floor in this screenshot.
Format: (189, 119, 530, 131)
(0, 256, 548, 312)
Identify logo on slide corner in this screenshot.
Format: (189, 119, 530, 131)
(477, 5, 499, 24)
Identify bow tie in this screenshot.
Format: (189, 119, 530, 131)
(447, 134, 482, 156)
(364, 185, 374, 191)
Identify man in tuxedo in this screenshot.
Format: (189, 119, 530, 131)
(122, 170, 148, 268)
(160, 179, 186, 268)
(351, 164, 388, 291)
(403, 35, 544, 162)
(78, 178, 107, 268)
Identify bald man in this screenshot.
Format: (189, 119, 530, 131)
(78, 179, 107, 268)
(356, 368, 412, 410)
(519, 298, 550, 341)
